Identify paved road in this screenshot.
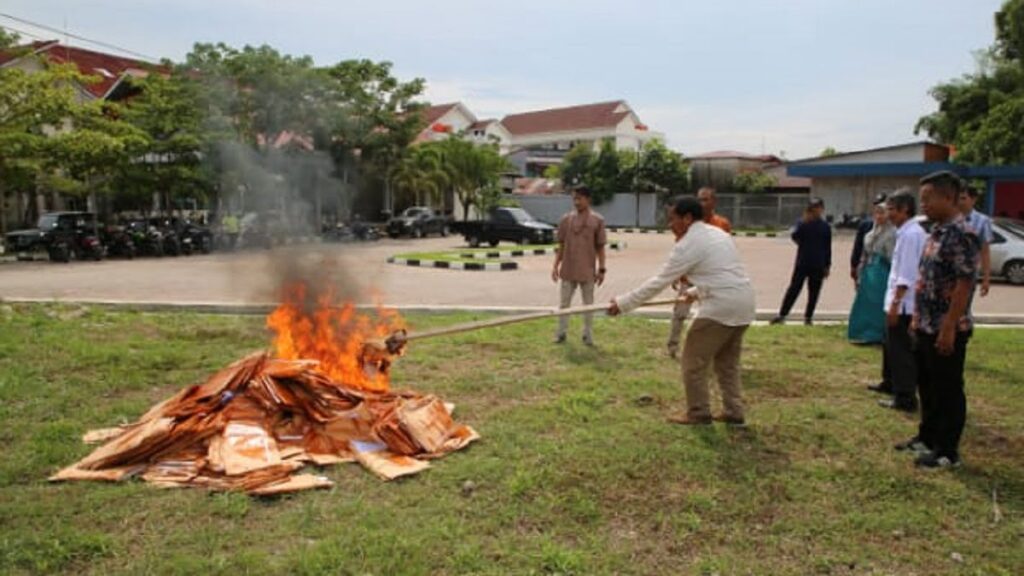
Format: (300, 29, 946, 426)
(1, 233, 1021, 318)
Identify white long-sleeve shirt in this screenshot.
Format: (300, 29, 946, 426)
(614, 222, 756, 326)
(884, 218, 929, 315)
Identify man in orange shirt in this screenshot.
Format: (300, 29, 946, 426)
(667, 187, 733, 357)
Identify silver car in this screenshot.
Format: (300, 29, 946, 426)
(992, 218, 1024, 285)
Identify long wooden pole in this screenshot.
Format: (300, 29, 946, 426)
(398, 297, 686, 344)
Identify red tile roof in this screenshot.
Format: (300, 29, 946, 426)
(422, 103, 459, 126)
(500, 100, 634, 136)
(468, 119, 497, 131)
(0, 40, 163, 99)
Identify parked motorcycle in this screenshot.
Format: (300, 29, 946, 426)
(126, 220, 165, 257)
(101, 224, 136, 259)
(48, 226, 104, 262)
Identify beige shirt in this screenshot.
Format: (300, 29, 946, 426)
(557, 209, 607, 283)
(615, 222, 756, 326)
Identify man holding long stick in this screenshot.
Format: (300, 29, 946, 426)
(609, 197, 756, 425)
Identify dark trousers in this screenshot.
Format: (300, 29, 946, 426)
(778, 265, 825, 319)
(882, 315, 917, 405)
(915, 330, 970, 457)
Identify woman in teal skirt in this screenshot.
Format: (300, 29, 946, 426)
(848, 201, 895, 343)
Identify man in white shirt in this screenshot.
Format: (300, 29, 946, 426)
(872, 189, 929, 413)
(609, 196, 756, 425)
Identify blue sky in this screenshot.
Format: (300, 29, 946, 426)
(1, 0, 1007, 158)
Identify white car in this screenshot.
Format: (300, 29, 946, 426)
(991, 218, 1024, 285)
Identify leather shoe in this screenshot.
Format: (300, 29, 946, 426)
(878, 398, 917, 413)
(713, 414, 746, 426)
(667, 414, 712, 426)
(866, 382, 893, 395)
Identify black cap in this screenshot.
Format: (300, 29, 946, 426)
(920, 170, 963, 190)
(873, 193, 888, 206)
(807, 197, 824, 208)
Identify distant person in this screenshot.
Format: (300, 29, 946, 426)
(770, 197, 832, 325)
(959, 186, 993, 297)
(900, 171, 979, 469)
(850, 213, 875, 283)
(552, 186, 607, 346)
(609, 196, 756, 425)
(666, 187, 732, 358)
(847, 195, 895, 344)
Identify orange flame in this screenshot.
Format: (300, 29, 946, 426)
(266, 283, 405, 391)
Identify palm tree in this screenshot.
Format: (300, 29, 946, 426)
(389, 146, 449, 208)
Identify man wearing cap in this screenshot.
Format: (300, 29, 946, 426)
(609, 196, 756, 425)
(771, 197, 832, 325)
(896, 171, 979, 469)
(958, 186, 993, 297)
(552, 186, 607, 346)
(666, 187, 732, 358)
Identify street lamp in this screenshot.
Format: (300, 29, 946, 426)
(634, 141, 642, 228)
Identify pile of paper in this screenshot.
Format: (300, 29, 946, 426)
(50, 352, 478, 494)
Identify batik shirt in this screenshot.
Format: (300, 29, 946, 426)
(914, 216, 979, 335)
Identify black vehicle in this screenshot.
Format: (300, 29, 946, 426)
(149, 217, 212, 255)
(44, 212, 104, 262)
(4, 212, 105, 262)
(148, 217, 184, 256)
(100, 224, 136, 259)
(451, 207, 555, 247)
(386, 207, 451, 239)
(126, 219, 165, 257)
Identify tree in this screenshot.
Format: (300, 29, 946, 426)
(819, 146, 840, 157)
(430, 137, 509, 219)
(557, 145, 594, 188)
(731, 171, 778, 194)
(916, 0, 1024, 164)
(0, 51, 144, 231)
(625, 139, 690, 201)
(115, 71, 210, 211)
(390, 146, 448, 207)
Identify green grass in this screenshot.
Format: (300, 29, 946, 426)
(1, 303, 1021, 575)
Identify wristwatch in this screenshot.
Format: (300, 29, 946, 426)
(598, 268, 607, 273)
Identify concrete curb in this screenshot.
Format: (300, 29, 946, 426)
(608, 227, 667, 234)
(386, 257, 518, 271)
(456, 241, 627, 259)
(732, 231, 781, 238)
(4, 297, 1024, 326)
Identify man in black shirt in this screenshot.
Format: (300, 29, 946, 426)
(771, 197, 832, 325)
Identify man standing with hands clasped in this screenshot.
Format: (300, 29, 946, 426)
(609, 196, 756, 426)
(552, 186, 607, 346)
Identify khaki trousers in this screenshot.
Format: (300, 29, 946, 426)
(681, 318, 749, 420)
(666, 300, 691, 353)
(557, 280, 595, 340)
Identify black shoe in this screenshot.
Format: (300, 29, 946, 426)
(867, 382, 894, 395)
(582, 336, 595, 347)
(769, 316, 785, 325)
(804, 318, 813, 326)
(878, 398, 917, 413)
(894, 437, 930, 454)
(554, 334, 566, 344)
(914, 450, 961, 469)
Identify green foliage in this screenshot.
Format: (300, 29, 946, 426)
(428, 137, 510, 219)
(731, 170, 778, 194)
(390, 145, 449, 207)
(551, 140, 688, 205)
(819, 146, 840, 157)
(558, 145, 594, 188)
(916, 0, 1024, 164)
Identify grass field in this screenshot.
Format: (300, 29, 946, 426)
(0, 303, 1020, 575)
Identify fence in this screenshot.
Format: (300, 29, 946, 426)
(715, 193, 808, 229)
(512, 193, 659, 227)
